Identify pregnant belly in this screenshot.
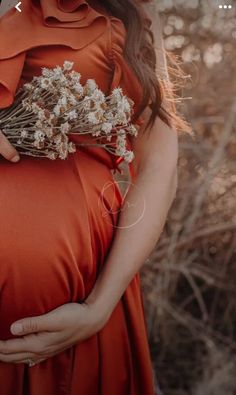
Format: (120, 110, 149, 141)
(0, 152, 119, 339)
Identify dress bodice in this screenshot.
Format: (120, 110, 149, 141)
(0, 0, 144, 174)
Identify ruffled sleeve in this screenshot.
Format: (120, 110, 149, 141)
(0, 0, 108, 109)
(108, 16, 144, 179)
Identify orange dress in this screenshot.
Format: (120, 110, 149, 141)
(0, 1, 155, 394)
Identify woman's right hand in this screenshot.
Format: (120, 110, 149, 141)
(0, 130, 20, 162)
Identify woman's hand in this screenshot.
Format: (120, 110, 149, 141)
(0, 302, 104, 365)
(0, 130, 20, 162)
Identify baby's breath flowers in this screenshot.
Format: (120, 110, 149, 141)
(0, 61, 138, 162)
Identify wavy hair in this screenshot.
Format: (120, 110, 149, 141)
(98, 0, 191, 134)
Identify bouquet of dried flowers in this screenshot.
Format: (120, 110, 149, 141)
(0, 61, 138, 162)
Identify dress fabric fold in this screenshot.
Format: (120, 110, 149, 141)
(0, 1, 155, 394)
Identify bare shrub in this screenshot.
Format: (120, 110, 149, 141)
(116, 2, 236, 394)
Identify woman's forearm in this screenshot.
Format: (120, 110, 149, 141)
(85, 155, 178, 323)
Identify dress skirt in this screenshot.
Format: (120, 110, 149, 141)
(0, 150, 155, 395)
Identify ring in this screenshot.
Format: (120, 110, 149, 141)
(26, 359, 36, 367)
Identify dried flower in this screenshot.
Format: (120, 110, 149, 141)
(0, 61, 139, 162)
(63, 61, 74, 71)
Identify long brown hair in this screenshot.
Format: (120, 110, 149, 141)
(98, 0, 191, 134)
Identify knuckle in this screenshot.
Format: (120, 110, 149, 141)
(0, 343, 11, 355)
(30, 342, 42, 354)
(38, 345, 52, 356)
(32, 341, 50, 356)
(26, 320, 39, 333)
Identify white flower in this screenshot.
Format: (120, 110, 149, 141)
(59, 151, 68, 160)
(92, 129, 102, 137)
(118, 97, 131, 113)
(41, 67, 51, 78)
(85, 79, 98, 94)
(68, 142, 76, 153)
(63, 61, 74, 71)
(111, 88, 123, 101)
(58, 75, 69, 86)
(70, 70, 81, 84)
(74, 83, 83, 95)
(123, 150, 134, 163)
(116, 111, 127, 124)
(117, 133, 126, 148)
(23, 83, 34, 91)
(38, 110, 47, 121)
(59, 96, 68, 106)
(127, 124, 138, 136)
(47, 151, 57, 160)
(35, 120, 43, 129)
(87, 112, 100, 125)
(52, 66, 63, 80)
(31, 103, 41, 114)
(66, 110, 78, 120)
(49, 114, 56, 124)
(101, 122, 113, 134)
(45, 127, 54, 138)
(92, 89, 105, 103)
(115, 146, 125, 156)
(68, 95, 77, 106)
(20, 130, 28, 138)
(59, 87, 68, 96)
(105, 111, 115, 122)
(40, 78, 51, 89)
(34, 130, 45, 142)
(60, 122, 70, 133)
(115, 133, 127, 156)
(54, 134, 64, 146)
(117, 128, 126, 136)
(53, 104, 61, 117)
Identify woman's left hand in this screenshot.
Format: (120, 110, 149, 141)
(0, 302, 104, 365)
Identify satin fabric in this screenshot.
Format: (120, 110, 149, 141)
(0, 1, 155, 394)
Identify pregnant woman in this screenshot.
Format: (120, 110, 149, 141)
(0, 0, 181, 394)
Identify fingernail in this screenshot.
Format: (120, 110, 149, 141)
(11, 155, 20, 163)
(11, 323, 23, 334)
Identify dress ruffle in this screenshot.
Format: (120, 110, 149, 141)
(0, 0, 144, 176)
(0, 0, 108, 109)
(0, 0, 108, 59)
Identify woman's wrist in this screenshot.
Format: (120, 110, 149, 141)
(84, 294, 112, 328)
(84, 261, 136, 327)
(84, 284, 118, 329)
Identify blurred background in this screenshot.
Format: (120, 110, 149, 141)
(117, 0, 236, 394)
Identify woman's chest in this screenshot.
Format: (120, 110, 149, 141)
(20, 42, 113, 94)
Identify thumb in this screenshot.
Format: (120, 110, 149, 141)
(10, 314, 52, 335)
